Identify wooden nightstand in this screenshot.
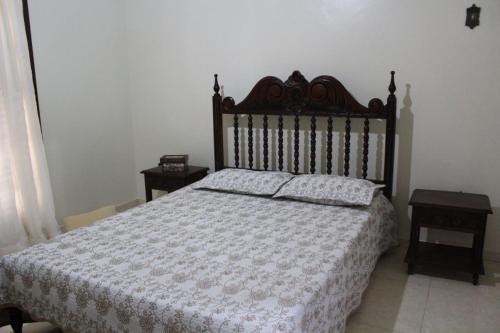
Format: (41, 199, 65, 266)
(405, 189, 492, 285)
(141, 166, 208, 202)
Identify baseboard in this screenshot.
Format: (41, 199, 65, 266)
(115, 198, 144, 212)
(485, 251, 500, 263)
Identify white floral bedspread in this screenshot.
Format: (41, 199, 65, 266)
(0, 186, 397, 333)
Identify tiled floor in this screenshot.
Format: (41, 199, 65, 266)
(2, 245, 499, 333)
(347, 245, 500, 333)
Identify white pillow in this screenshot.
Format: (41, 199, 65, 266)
(273, 174, 384, 206)
(192, 168, 294, 196)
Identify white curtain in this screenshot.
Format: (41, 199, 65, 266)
(0, 0, 59, 256)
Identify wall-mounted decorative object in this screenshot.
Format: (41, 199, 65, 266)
(466, 4, 481, 29)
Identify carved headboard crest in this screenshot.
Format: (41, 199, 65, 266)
(222, 70, 385, 116)
(283, 71, 308, 113)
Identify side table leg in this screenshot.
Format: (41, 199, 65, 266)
(472, 217, 487, 286)
(144, 177, 153, 202)
(407, 209, 420, 276)
(473, 273, 479, 286)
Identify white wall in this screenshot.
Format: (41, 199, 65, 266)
(125, 0, 500, 256)
(26, 0, 500, 257)
(29, 0, 137, 221)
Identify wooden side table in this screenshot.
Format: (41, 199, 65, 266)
(141, 166, 208, 202)
(405, 189, 492, 285)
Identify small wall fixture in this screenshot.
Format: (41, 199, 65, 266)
(466, 4, 480, 29)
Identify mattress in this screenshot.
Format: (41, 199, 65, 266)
(0, 185, 398, 333)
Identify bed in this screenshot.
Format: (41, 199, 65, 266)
(1, 70, 399, 333)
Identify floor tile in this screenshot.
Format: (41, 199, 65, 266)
(372, 249, 431, 288)
(426, 260, 500, 300)
(422, 280, 500, 333)
(348, 274, 429, 333)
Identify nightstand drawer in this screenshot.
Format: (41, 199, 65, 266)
(416, 207, 483, 232)
(148, 175, 184, 191)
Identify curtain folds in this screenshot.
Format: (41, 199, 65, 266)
(0, 0, 59, 256)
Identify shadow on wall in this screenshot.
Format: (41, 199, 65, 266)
(394, 84, 415, 240)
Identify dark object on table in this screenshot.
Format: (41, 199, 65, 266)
(466, 4, 480, 29)
(141, 165, 208, 202)
(159, 154, 188, 172)
(405, 189, 492, 285)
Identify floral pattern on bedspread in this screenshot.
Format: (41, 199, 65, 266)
(0, 186, 398, 333)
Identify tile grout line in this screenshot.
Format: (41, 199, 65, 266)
(418, 278, 432, 333)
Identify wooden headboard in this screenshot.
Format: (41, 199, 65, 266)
(212, 71, 397, 199)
